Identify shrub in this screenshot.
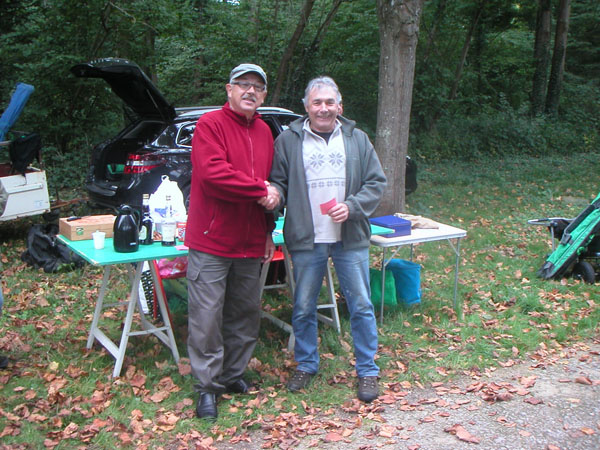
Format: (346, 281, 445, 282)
(411, 104, 597, 162)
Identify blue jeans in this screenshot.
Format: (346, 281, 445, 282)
(290, 243, 379, 378)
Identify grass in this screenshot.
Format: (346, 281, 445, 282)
(1, 152, 600, 448)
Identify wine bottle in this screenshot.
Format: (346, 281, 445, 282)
(161, 194, 176, 246)
(139, 194, 154, 245)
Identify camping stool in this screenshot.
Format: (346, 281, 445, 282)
(259, 247, 341, 352)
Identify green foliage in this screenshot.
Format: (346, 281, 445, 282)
(0, 0, 598, 189)
(411, 99, 599, 162)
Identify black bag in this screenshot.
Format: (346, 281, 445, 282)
(9, 133, 42, 175)
(21, 223, 85, 273)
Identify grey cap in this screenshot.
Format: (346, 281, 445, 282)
(229, 63, 267, 87)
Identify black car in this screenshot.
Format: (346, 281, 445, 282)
(71, 58, 416, 211)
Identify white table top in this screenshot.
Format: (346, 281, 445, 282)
(370, 222, 467, 248)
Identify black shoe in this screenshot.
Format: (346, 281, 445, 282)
(196, 392, 217, 421)
(0, 355, 7, 370)
(287, 370, 315, 392)
(226, 378, 253, 394)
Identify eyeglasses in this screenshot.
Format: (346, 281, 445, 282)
(231, 81, 266, 92)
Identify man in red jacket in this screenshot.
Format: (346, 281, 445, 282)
(185, 63, 279, 421)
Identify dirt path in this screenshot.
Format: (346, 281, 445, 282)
(213, 340, 600, 449)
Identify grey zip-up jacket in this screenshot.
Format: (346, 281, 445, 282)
(270, 115, 387, 252)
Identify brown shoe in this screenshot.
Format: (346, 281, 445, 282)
(287, 370, 315, 392)
(357, 376, 379, 402)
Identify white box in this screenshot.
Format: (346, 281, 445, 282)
(0, 164, 51, 221)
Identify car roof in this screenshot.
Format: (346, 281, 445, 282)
(174, 106, 299, 121)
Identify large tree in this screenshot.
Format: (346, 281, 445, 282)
(545, 0, 571, 115)
(375, 0, 425, 214)
(530, 0, 552, 115)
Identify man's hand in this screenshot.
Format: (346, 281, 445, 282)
(262, 233, 275, 263)
(258, 185, 280, 210)
(328, 202, 349, 223)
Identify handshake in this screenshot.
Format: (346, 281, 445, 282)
(258, 181, 280, 211)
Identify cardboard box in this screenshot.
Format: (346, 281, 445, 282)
(59, 215, 116, 241)
(370, 215, 412, 237)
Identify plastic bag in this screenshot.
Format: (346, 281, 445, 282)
(369, 268, 398, 309)
(148, 176, 187, 238)
(157, 256, 188, 279)
(387, 259, 421, 305)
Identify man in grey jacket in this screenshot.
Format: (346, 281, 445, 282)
(269, 76, 386, 402)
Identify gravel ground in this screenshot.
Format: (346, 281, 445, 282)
(213, 340, 600, 450)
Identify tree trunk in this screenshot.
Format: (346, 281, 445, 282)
(545, 0, 571, 116)
(270, 0, 316, 105)
(448, 5, 483, 101)
(266, 0, 281, 82)
(422, 0, 448, 63)
(530, 0, 552, 116)
(375, 0, 425, 215)
(428, 3, 482, 131)
(306, 0, 344, 57)
(292, 0, 345, 95)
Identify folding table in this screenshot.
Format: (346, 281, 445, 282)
(369, 222, 467, 324)
(58, 235, 185, 377)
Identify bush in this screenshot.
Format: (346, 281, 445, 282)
(411, 103, 598, 162)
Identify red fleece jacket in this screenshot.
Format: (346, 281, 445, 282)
(184, 102, 275, 258)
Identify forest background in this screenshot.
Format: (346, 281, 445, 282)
(0, 0, 598, 200)
(1, 2, 600, 447)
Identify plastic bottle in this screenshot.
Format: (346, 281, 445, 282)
(161, 194, 176, 246)
(139, 193, 154, 245)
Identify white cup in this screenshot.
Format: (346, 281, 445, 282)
(92, 230, 106, 250)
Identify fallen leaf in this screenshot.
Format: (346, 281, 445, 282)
(118, 432, 133, 445)
(324, 432, 343, 442)
(149, 390, 170, 403)
(524, 397, 544, 405)
(575, 376, 592, 385)
(444, 423, 480, 444)
(178, 361, 192, 376)
(519, 375, 537, 388)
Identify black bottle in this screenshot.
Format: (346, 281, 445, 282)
(140, 194, 154, 245)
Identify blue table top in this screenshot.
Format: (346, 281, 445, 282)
(59, 219, 393, 266)
(272, 218, 392, 246)
(57, 235, 187, 266)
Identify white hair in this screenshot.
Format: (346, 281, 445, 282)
(302, 76, 342, 106)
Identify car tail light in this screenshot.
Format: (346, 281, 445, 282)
(124, 153, 165, 174)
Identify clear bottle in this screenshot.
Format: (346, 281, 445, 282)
(161, 194, 177, 246)
(139, 193, 154, 245)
